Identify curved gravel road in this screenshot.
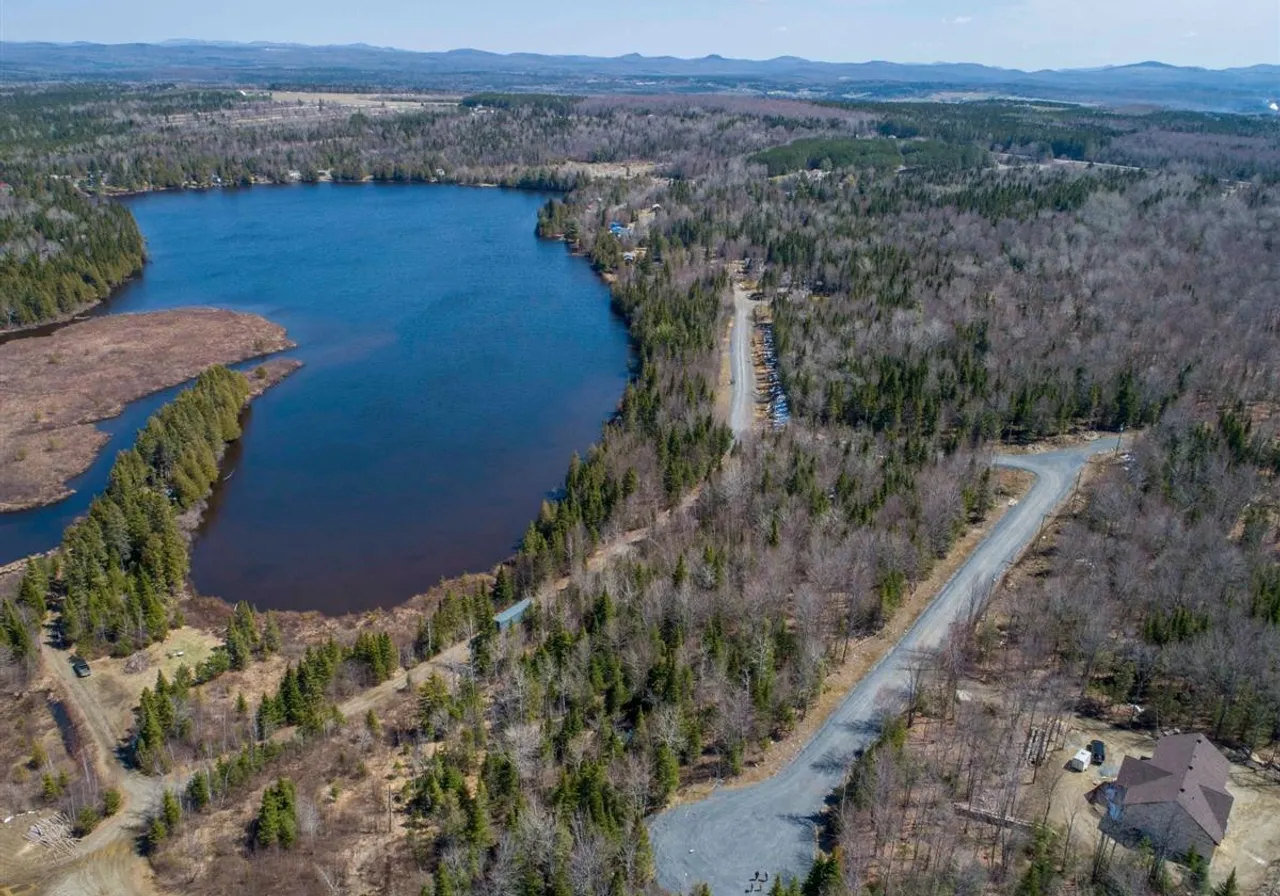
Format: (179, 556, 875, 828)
(25, 639, 168, 896)
(648, 442, 1113, 895)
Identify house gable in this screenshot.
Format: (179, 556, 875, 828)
(1114, 734, 1233, 845)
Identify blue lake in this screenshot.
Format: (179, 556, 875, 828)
(0, 185, 630, 613)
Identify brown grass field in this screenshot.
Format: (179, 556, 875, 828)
(0, 309, 293, 513)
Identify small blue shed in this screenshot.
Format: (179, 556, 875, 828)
(493, 597, 532, 631)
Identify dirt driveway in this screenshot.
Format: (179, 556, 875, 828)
(0, 641, 176, 896)
(1034, 718, 1280, 893)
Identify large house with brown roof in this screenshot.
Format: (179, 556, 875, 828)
(1101, 733, 1234, 861)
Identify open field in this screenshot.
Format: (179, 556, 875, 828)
(150, 92, 461, 133)
(57, 627, 220, 743)
(557, 160, 658, 180)
(0, 309, 293, 512)
(269, 90, 459, 109)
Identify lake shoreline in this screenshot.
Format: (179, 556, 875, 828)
(238, 225, 627, 627)
(177, 358, 303, 540)
(0, 309, 296, 514)
(0, 358, 302, 602)
(0, 178, 571, 343)
(134, 183, 628, 614)
(246, 213, 633, 627)
(0, 266, 146, 341)
(3, 181, 636, 624)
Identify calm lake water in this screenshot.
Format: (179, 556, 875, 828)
(0, 185, 630, 613)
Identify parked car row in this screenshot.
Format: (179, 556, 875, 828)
(757, 324, 791, 428)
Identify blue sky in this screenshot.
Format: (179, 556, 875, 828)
(3, 0, 1277, 69)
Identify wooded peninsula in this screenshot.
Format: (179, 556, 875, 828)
(0, 308, 295, 511)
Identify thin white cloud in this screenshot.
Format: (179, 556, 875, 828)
(943, 15, 973, 25)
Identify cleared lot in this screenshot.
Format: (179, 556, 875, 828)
(1033, 718, 1280, 894)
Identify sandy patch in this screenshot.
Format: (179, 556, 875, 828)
(1030, 717, 1280, 893)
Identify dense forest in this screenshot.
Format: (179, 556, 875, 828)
(749, 136, 987, 176)
(3, 85, 1279, 896)
(796, 401, 1280, 896)
(10, 367, 251, 655)
(770, 170, 1279, 444)
(0, 175, 145, 328)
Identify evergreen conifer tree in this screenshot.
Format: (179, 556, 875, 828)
(161, 789, 181, 829)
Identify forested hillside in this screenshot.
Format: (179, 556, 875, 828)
(0, 176, 145, 328)
(769, 170, 1279, 443)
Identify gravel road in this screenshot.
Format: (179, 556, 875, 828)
(32, 639, 167, 896)
(648, 442, 1113, 895)
(729, 282, 756, 438)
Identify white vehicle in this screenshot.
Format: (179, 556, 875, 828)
(1067, 748, 1093, 772)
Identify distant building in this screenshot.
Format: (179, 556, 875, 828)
(1101, 734, 1234, 862)
(493, 597, 532, 632)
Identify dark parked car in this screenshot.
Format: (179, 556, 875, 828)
(1088, 739, 1106, 765)
(71, 657, 91, 678)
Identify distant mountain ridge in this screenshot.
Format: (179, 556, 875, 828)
(2, 40, 1277, 112)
